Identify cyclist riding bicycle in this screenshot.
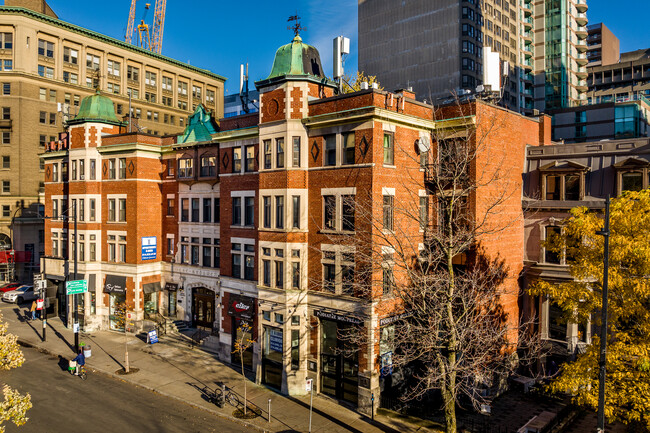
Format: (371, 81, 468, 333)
(71, 349, 85, 375)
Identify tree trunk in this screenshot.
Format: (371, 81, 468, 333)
(443, 384, 457, 433)
(241, 351, 246, 415)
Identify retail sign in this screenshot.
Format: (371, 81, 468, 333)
(65, 279, 87, 295)
(315, 309, 363, 325)
(380, 352, 393, 377)
(147, 329, 158, 344)
(164, 282, 178, 292)
(104, 275, 126, 294)
(379, 313, 411, 327)
(227, 294, 255, 320)
(141, 236, 157, 261)
(269, 328, 283, 352)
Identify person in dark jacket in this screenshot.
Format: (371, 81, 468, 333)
(72, 350, 85, 375)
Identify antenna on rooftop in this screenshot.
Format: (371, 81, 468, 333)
(333, 36, 350, 94)
(240, 63, 250, 114)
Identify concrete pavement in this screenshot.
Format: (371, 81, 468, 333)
(0, 304, 423, 433)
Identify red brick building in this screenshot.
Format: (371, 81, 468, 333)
(42, 35, 553, 415)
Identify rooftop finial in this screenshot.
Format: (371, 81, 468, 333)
(287, 14, 306, 37)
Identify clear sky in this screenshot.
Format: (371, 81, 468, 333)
(5, 0, 648, 94)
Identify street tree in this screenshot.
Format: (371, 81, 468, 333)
(321, 101, 539, 433)
(0, 314, 31, 432)
(529, 189, 650, 429)
(232, 321, 255, 416)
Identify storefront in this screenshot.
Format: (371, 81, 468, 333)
(378, 313, 409, 401)
(262, 326, 283, 390)
(143, 281, 162, 317)
(104, 275, 127, 331)
(228, 294, 255, 370)
(316, 310, 361, 405)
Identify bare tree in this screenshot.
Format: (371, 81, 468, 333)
(315, 100, 541, 433)
(232, 321, 255, 416)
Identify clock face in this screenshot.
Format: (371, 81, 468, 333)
(266, 98, 280, 116)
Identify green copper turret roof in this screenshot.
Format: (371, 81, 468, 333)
(68, 90, 121, 126)
(177, 104, 218, 144)
(266, 35, 326, 80)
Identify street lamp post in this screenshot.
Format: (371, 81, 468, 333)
(72, 200, 79, 354)
(595, 195, 611, 433)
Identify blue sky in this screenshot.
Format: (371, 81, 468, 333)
(5, 0, 648, 94)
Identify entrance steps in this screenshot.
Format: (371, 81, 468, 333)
(159, 320, 220, 356)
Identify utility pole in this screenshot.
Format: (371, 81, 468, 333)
(73, 201, 79, 353)
(595, 195, 610, 433)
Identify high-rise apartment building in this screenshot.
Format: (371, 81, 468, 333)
(358, 0, 522, 111)
(358, 0, 589, 114)
(0, 0, 225, 265)
(586, 23, 619, 67)
(532, 0, 589, 111)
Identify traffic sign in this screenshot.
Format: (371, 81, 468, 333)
(65, 280, 88, 295)
(305, 378, 313, 392)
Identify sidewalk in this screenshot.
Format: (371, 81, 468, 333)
(1, 306, 426, 433)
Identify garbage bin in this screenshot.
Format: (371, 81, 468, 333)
(83, 345, 91, 358)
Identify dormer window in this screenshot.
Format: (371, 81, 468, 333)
(613, 157, 649, 195)
(539, 160, 589, 201)
(178, 157, 193, 178)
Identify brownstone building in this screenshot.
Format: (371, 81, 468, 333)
(43, 34, 553, 415)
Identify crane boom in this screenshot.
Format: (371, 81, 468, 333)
(151, 0, 166, 54)
(125, 0, 137, 44)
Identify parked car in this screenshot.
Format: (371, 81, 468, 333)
(0, 283, 24, 293)
(2, 285, 37, 304)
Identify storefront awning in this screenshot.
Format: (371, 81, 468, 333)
(103, 275, 126, 294)
(143, 282, 162, 294)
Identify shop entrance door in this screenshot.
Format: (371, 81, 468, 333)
(168, 291, 176, 317)
(320, 319, 359, 405)
(192, 287, 214, 328)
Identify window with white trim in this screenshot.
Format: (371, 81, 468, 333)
(321, 246, 355, 295)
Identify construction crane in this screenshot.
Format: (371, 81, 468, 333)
(124, 0, 166, 54)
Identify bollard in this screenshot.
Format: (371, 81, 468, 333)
(268, 398, 271, 422)
(371, 393, 375, 421)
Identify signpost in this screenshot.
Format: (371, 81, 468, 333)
(306, 378, 313, 432)
(65, 279, 87, 295)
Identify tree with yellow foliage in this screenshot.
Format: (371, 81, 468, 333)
(341, 71, 383, 93)
(0, 314, 31, 432)
(529, 189, 650, 429)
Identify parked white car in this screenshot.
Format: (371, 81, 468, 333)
(2, 285, 37, 304)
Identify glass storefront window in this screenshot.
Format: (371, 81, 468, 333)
(144, 292, 158, 315)
(109, 293, 126, 331)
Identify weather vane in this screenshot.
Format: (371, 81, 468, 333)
(287, 14, 306, 36)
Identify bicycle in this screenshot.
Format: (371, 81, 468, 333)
(68, 360, 87, 380)
(209, 386, 240, 408)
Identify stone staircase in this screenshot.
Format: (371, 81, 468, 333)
(158, 319, 220, 355)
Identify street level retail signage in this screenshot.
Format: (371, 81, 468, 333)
(65, 279, 87, 295)
(103, 275, 126, 294)
(228, 294, 255, 320)
(269, 328, 283, 352)
(379, 312, 411, 326)
(141, 236, 157, 260)
(164, 283, 178, 292)
(315, 310, 363, 325)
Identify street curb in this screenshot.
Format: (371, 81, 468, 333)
(17, 338, 271, 433)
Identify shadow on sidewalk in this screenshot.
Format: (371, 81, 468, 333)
(46, 321, 75, 353)
(87, 336, 124, 370)
(15, 308, 46, 342)
(284, 395, 399, 433)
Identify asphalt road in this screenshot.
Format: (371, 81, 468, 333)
(1, 345, 247, 433)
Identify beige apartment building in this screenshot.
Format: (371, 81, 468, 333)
(0, 0, 225, 257)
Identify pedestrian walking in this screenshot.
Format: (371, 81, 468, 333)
(30, 300, 37, 320)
